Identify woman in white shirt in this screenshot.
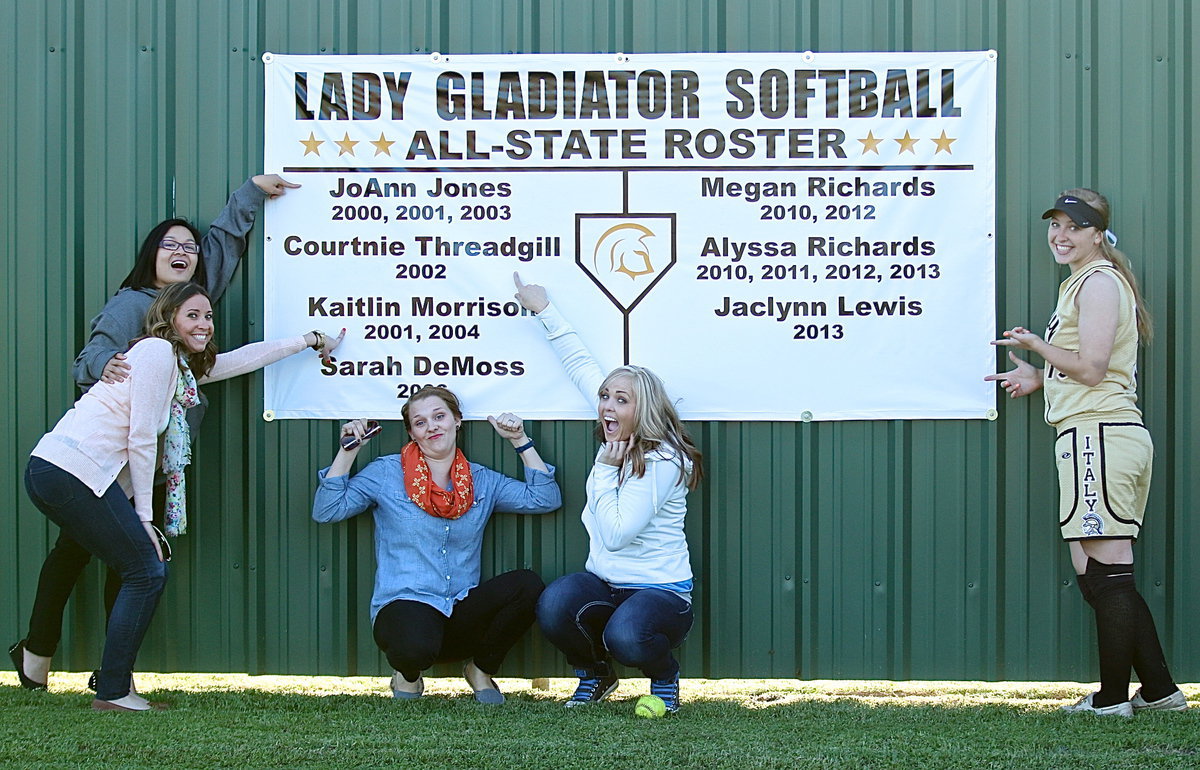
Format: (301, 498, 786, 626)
(20, 281, 340, 711)
(514, 274, 703, 714)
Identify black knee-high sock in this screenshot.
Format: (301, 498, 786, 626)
(1081, 558, 1176, 707)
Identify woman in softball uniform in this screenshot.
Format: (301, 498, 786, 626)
(988, 189, 1187, 716)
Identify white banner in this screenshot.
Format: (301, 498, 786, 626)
(262, 51, 996, 421)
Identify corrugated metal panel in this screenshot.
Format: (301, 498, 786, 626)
(2, 0, 1197, 681)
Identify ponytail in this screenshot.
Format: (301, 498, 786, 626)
(1061, 188, 1153, 344)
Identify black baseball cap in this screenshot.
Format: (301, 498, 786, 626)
(1041, 195, 1105, 229)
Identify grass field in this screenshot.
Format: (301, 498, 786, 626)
(1, 674, 1196, 769)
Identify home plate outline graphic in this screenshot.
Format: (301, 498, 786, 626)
(575, 211, 677, 363)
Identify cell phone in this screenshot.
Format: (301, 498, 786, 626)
(341, 421, 382, 450)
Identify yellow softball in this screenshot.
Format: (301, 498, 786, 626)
(634, 694, 667, 718)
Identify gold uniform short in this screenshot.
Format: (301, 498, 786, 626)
(1054, 418, 1153, 541)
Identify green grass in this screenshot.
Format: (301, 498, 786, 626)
(1, 675, 1196, 769)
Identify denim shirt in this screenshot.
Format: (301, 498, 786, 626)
(313, 454, 560, 621)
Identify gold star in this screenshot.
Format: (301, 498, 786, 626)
(931, 130, 957, 154)
(369, 133, 396, 157)
(857, 131, 883, 155)
(299, 132, 324, 156)
(894, 131, 919, 154)
(335, 133, 359, 156)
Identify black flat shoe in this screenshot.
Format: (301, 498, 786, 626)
(8, 640, 47, 691)
(87, 671, 98, 692)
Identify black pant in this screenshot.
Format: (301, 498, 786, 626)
(373, 569, 544, 681)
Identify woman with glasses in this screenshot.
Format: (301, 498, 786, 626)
(10, 174, 297, 693)
(22, 282, 340, 710)
(73, 174, 298, 390)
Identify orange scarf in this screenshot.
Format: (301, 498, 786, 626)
(401, 441, 475, 519)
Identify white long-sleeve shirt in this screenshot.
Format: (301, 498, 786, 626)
(536, 302, 693, 587)
(32, 334, 307, 521)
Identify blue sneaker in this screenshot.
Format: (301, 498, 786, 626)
(564, 668, 619, 708)
(650, 674, 680, 713)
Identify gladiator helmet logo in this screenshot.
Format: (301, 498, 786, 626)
(575, 213, 677, 316)
(593, 223, 657, 280)
(1081, 512, 1104, 537)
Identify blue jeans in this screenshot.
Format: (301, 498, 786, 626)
(24, 458, 167, 700)
(25, 483, 165, 658)
(536, 571, 693, 681)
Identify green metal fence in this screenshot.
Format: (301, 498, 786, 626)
(2, 0, 1196, 680)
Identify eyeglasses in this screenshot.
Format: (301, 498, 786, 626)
(160, 238, 200, 254)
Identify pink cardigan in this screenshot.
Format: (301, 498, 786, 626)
(32, 335, 308, 521)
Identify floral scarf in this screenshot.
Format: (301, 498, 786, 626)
(161, 358, 200, 536)
(401, 441, 474, 519)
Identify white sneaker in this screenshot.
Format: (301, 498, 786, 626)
(1130, 687, 1188, 712)
(1061, 692, 1133, 717)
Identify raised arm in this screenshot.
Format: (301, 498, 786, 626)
(200, 328, 343, 384)
(487, 411, 548, 472)
(513, 272, 606, 399)
(202, 174, 299, 302)
(312, 425, 388, 524)
(483, 411, 562, 513)
(326, 418, 376, 479)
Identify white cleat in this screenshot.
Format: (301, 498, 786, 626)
(1061, 692, 1133, 717)
(1130, 687, 1189, 712)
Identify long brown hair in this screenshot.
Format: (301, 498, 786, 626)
(596, 365, 704, 490)
(142, 281, 218, 377)
(1061, 188, 1153, 343)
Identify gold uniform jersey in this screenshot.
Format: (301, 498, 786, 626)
(1043, 260, 1141, 427)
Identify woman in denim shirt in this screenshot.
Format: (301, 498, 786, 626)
(312, 386, 561, 704)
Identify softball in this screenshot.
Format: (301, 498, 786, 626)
(634, 694, 667, 718)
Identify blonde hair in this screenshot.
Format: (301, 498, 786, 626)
(597, 365, 704, 490)
(1060, 188, 1153, 343)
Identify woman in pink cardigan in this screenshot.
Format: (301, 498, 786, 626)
(20, 281, 341, 711)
